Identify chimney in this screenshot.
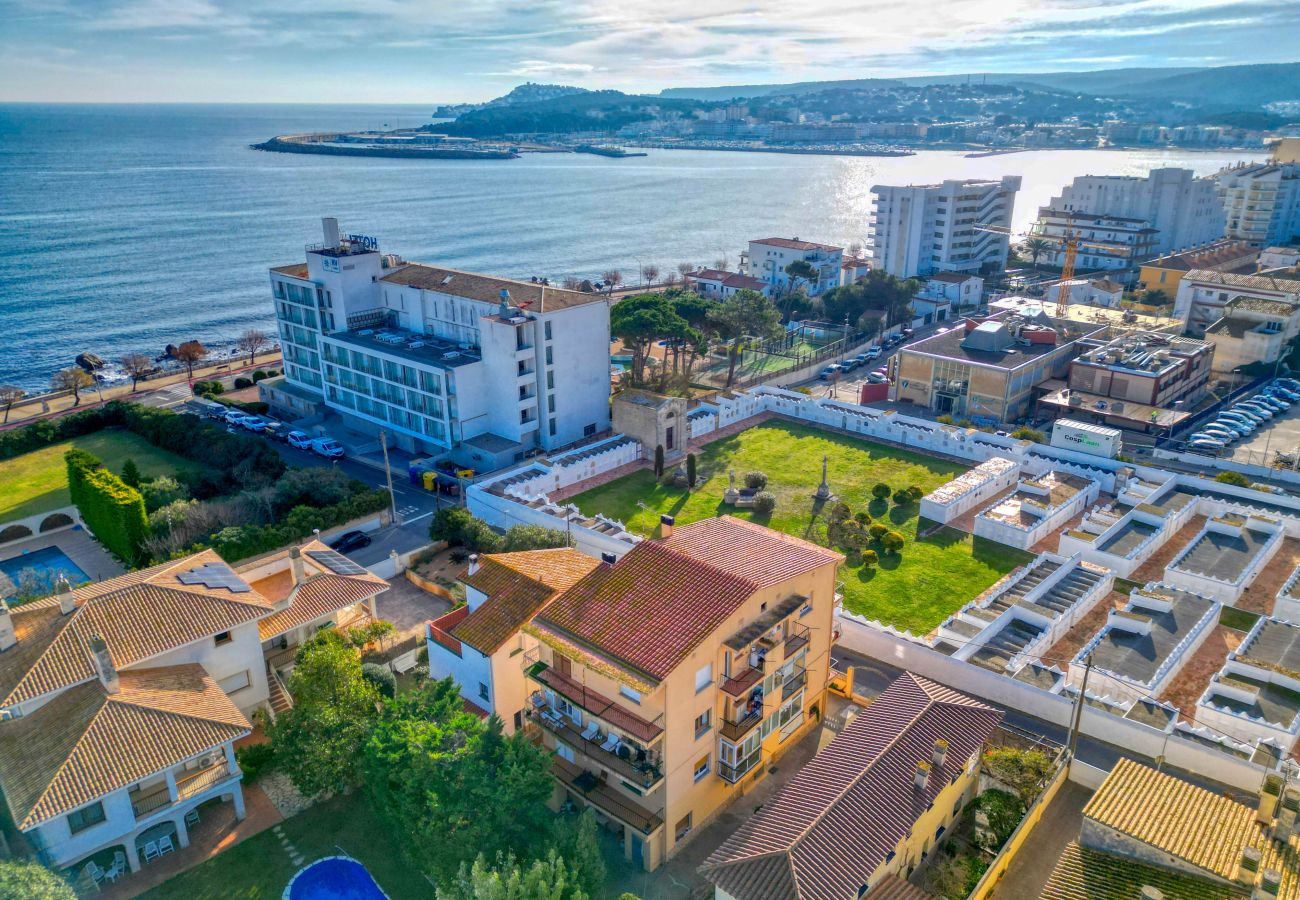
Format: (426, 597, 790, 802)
(467, 554, 481, 576)
(1239, 847, 1262, 885)
(88, 635, 119, 694)
(322, 217, 341, 249)
(56, 574, 75, 615)
(0, 601, 15, 652)
(913, 760, 931, 792)
(600, 552, 618, 566)
(1259, 775, 1282, 824)
(1256, 869, 1282, 898)
(1275, 789, 1300, 841)
(659, 514, 675, 540)
(931, 738, 949, 769)
(499, 289, 511, 317)
(289, 545, 305, 586)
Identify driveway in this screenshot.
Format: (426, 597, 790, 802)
(991, 781, 1092, 898)
(375, 574, 452, 642)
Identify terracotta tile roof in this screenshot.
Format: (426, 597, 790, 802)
(533, 519, 839, 684)
(1084, 758, 1300, 896)
(751, 237, 842, 253)
(928, 272, 977, 284)
(0, 665, 249, 829)
(429, 606, 470, 654)
(662, 517, 843, 587)
(700, 674, 1001, 900)
(0, 550, 273, 708)
(455, 550, 599, 654)
(257, 573, 384, 640)
(1041, 841, 1247, 900)
(1184, 270, 1300, 293)
(867, 875, 932, 900)
(381, 264, 606, 311)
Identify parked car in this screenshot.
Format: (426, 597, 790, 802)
(1258, 394, 1290, 410)
(865, 346, 882, 360)
(262, 421, 289, 442)
(286, 430, 313, 449)
(311, 437, 345, 459)
(1217, 414, 1256, 433)
(1269, 385, 1300, 402)
(1187, 437, 1226, 451)
(1200, 425, 1237, 442)
(1208, 421, 1248, 439)
(1237, 402, 1275, 419)
(818, 364, 843, 381)
(866, 372, 888, 384)
(1277, 377, 1300, 391)
(841, 358, 862, 372)
(223, 409, 245, 425)
(239, 415, 269, 432)
(1230, 405, 1268, 422)
(329, 530, 372, 553)
(901, 327, 914, 337)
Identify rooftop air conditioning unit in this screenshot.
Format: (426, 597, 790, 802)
(443, 352, 460, 360)
(358, 329, 375, 336)
(409, 341, 425, 349)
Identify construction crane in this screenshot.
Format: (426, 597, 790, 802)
(976, 220, 1113, 316)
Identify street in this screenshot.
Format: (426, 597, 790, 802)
(790, 319, 953, 402)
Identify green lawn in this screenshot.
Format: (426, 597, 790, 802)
(570, 422, 1033, 635)
(0, 429, 197, 522)
(142, 794, 431, 900)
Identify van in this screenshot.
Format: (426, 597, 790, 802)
(312, 438, 345, 459)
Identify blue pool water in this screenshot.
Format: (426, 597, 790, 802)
(0, 546, 89, 600)
(284, 857, 388, 900)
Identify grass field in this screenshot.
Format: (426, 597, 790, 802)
(0, 430, 197, 522)
(142, 795, 430, 900)
(570, 422, 1033, 635)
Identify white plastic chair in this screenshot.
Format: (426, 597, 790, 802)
(143, 841, 160, 863)
(184, 808, 200, 828)
(104, 854, 126, 883)
(83, 861, 106, 886)
(580, 721, 600, 742)
(600, 733, 620, 754)
(158, 834, 175, 856)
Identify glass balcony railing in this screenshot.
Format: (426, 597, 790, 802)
(717, 749, 762, 784)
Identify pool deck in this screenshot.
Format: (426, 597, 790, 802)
(0, 528, 123, 590)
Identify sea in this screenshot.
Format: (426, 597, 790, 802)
(0, 103, 1267, 390)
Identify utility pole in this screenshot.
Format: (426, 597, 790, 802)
(1067, 653, 1093, 772)
(378, 429, 399, 527)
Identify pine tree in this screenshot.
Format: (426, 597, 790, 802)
(120, 458, 141, 489)
(654, 444, 665, 477)
(686, 453, 697, 488)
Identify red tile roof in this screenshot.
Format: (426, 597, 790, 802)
(700, 674, 1002, 900)
(533, 518, 839, 685)
(455, 549, 599, 654)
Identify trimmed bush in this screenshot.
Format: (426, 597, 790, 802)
(869, 523, 888, 540)
(892, 488, 913, 504)
(882, 531, 905, 553)
(752, 491, 776, 514)
(361, 662, 397, 698)
(236, 742, 277, 783)
(862, 549, 879, 567)
(66, 449, 148, 565)
(251, 370, 270, 382)
(686, 453, 698, 488)
(193, 380, 224, 396)
(871, 483, 892, 500)
(744, 470, 769, 490)
(120, 457, 142, 488)
(234, 377, 254, 390)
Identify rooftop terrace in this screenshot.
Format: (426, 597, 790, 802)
(325, 326, 482, 370)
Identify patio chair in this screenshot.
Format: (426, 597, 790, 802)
(83, 861, 106, 886)
(143, 841, 160, 863)
(158, 834, 175, 856)
(600, 733, 620, 754)
(104, 854, 126, 883)
(580, 721, 600, 742)
(184, 808, 200, 828)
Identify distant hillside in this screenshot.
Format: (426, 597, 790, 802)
(659, 63, 1300, 109)
(433, 82, 590, 118)
(433, 91, 708, 137)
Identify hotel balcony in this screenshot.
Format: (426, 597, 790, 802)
(720, 656, 765, 698)
(528, 694, 663, 790)
(720, 705, 763, 742)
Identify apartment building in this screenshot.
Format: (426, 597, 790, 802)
(1030, 209, 1158, 274)
(1215, 145, 1300, 246)
(867, 176, 1021, 278)
(262, 218, 612, 470)
(1206, 296, 1300, 371)
(742, 238, 843, 296)
(501, 516, 843, 871)
(1040, 168, 1225, 255)
(891, 313, 1107, 423)
(699, 673, 1002, 899)
(1068, 331, 1215, 408)
(0, 545, 387, 877)
(1138, 239, 1258, 298)
(1173, 269, 1300, 336)
(683, 269, 771, 300)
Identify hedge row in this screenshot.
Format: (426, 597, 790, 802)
(209, 488, 390, 562)
(66, 448, 149, 565)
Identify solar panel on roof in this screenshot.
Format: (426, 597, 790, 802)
(306, 549, 367, 576)
(177, 562, 252, 593)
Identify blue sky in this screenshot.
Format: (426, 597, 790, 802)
(3, 0, 1298, 103)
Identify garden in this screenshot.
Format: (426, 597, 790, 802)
(570, 421, 1033, 635)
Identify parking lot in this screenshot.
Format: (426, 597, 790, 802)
(1225, 402, 1300, 468)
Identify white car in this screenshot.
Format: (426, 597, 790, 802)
(239, 415, 268, 432)
(312, 437, 345, 459)
(865, 346, 882, 360)
(287, 430, 313, 449)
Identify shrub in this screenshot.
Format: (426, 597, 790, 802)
(234, 376, 254, 390)
(935, 414, 954, 425)
(1215, 470, 1251, 487)
(752, 491, 776, 514)
(654, 444, 665, 477)
(120, 457, 141, 488)
(845, 549, 862, 567)
(0, 860, 75, 900)
(686, 452, 698, 488)
(193, 380, 224, 396)
(236, 742, 277, 783)
(892, 488, 913, 504)
(881, 531, 905, 553)
(501, 524, 571, 551)
(215, 397, 269, 415)
(1010, 426, 1046, 443)
(66, 449, 148, 565)
(671, 472, 689, 489)
(871, 483, 892, 500)
(140, 474, 188, 512)
(430, 507, 475, 546)
(957, 418, 974, 429)
(869, 523, 888, 540)
(862, 549, 879, 567)
(982, 747, 1056, 805)
(744, 470, 768, 490)
(361, 662, 397, 698)
(908, 485, 924, 501)
(853, 511, 872, 525)
(252, 369, 270, 382)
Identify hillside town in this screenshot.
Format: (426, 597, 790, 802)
(9, 128, 1300, 900)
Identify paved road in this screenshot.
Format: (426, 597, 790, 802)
(791, 321, 952, 401)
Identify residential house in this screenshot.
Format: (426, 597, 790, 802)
(912, 273, 983, 325)
(0, 544, 387, 878)
(1041, 758, 1300, 899)
(743, 238, 844, 297)
(1030, 209, 1159, 275)
(1138, 239, 1258, 299)
(684, 269, 772, 300)
(426, 548, 599, 729)
(840, 256, 872, 287)
(698, 673, 1002, 899)
(1206, 296, 1300, 372)
(522, 516, 843, 871)
(1173, 269, 1300, 336)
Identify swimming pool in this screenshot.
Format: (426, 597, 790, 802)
(284, 856, 388, 900)
(0, 546, 89, 601)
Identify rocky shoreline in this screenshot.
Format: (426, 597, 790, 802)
(252, 134, 518, 160)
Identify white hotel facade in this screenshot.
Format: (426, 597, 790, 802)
(264, 219, 612, 469)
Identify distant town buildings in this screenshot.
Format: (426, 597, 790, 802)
(1038, 168, 1225, 255)
(742, 238, 843, 296)
(262, 218, 612, 470)
(1173, 269, 1300, 336)
(1138, 239, 1259, 297)
(868, 176, 1021, 278)
(683, 269, 771, 299)
(1030, 210, 1158, 274)
(1215, 141, 1300, 247)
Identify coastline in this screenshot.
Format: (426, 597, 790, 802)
(253, 134, 519, 161)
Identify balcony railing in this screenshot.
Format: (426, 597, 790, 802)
(720, 708, 763, 742)
(784, 622, 810, 659)
(720, 657, 765, 697)
(129, 785, 172, 819)
(528, 700, 664, 790)
(782, 668, 808, 700)
(718, 749, 763, 784)
(176, 763, 236, 801)
(524, 651, 664, 743)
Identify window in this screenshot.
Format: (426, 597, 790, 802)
(544, 321, 553, 341)
(549, 419, 557, 437)
(584, 424, 597, 437)
(619, 685, 641, 704)
(556, 742, 576, 763)
(218, 670, 251, 694)
(674, 813, 693, 841)
(513, 711, 523, 731)
(694, 662, 713, 693)
(694, 710, 711, 739)
(213, 631, 232, 646)
(546, 371, 554, 390)
(694, 755, 710, 782)
(478, 682, 490, 701)
(67, 801, 106, 835)
(800, 602, 813, 618)
(545, 347, 553, 365)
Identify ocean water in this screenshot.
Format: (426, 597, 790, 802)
(0, 103, 1264, 389)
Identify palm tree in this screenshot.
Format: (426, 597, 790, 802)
(1024, 237, 1051, 268)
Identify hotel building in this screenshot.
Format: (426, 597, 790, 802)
(867, 177, 1021, 278)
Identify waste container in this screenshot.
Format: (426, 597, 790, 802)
(422, 470, 436, 492)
